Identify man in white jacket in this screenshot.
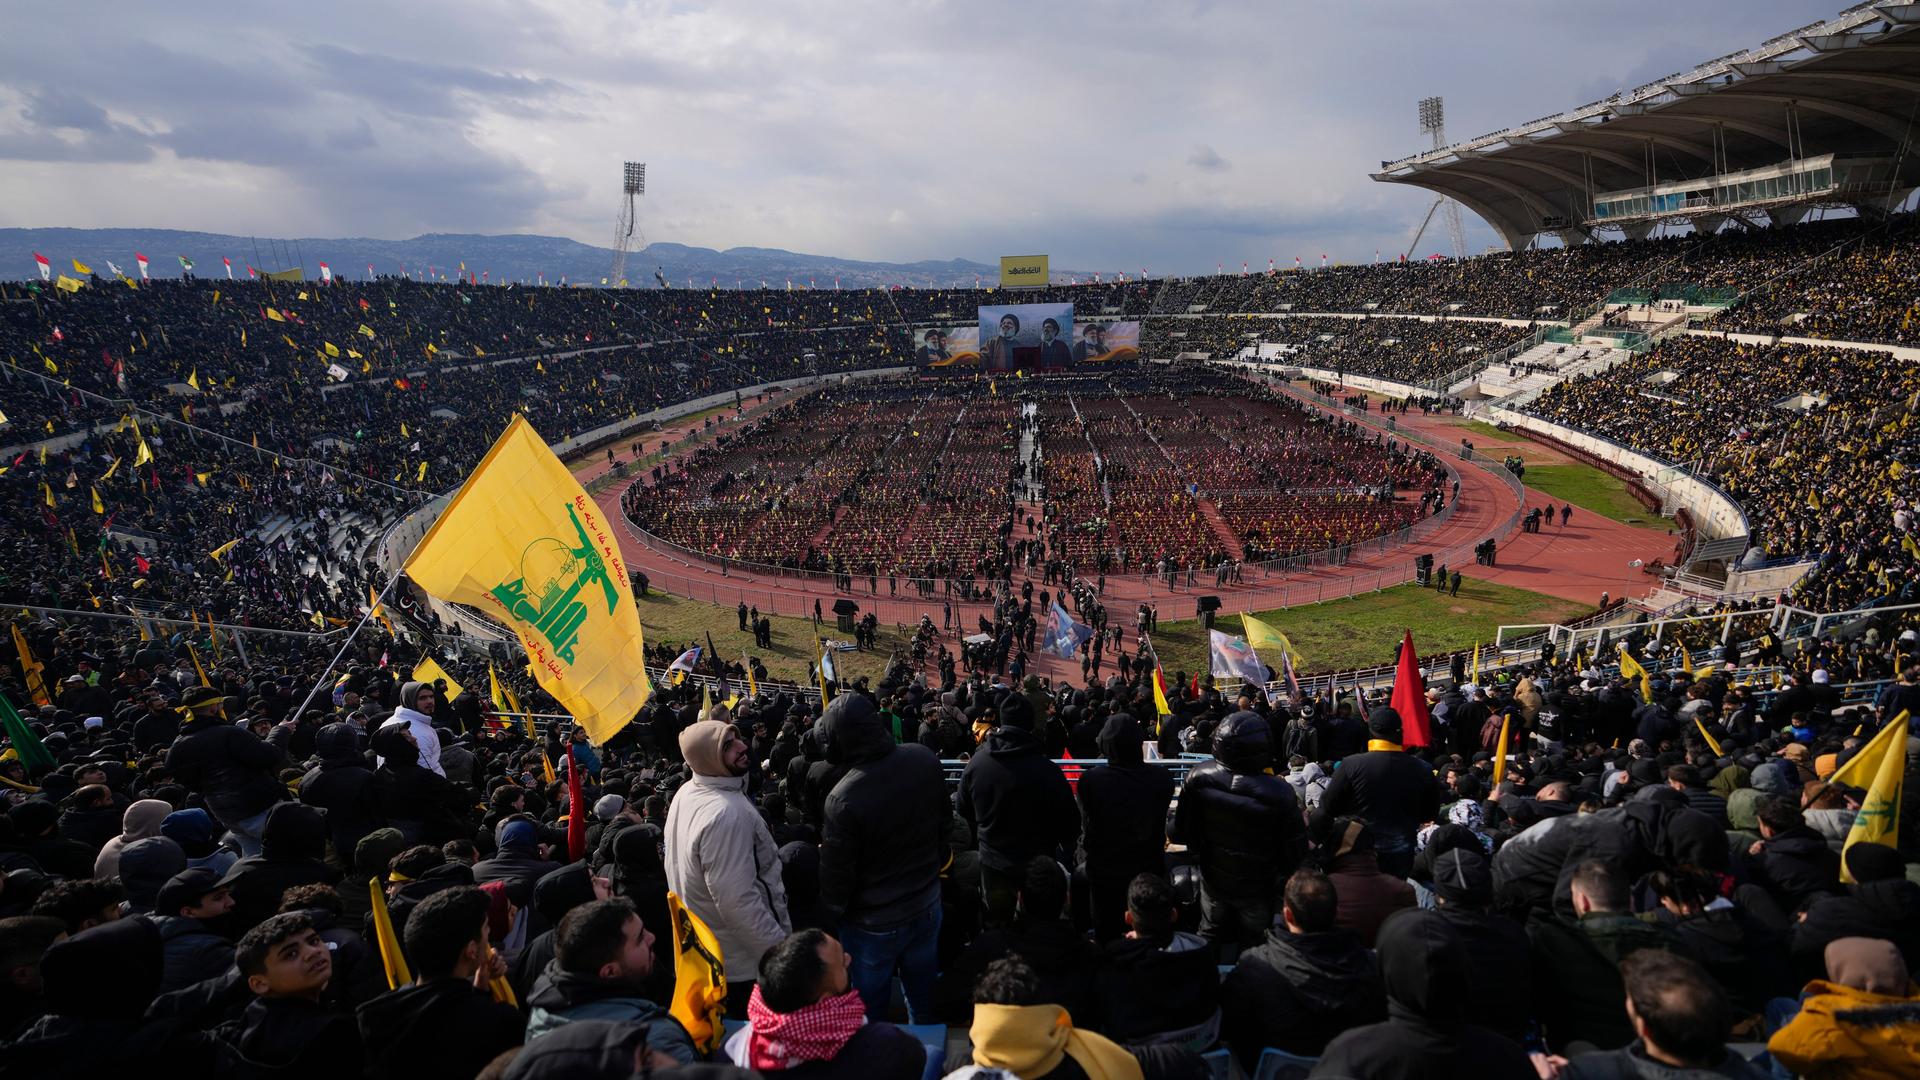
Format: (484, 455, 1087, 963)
(376, 680, 444, 777)
(665, 718, 790, 1011)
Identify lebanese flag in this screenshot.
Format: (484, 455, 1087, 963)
(367, 263, 374, 279)
(223, 256, 234, 280)
(33, 252, 50, 281)
(1387, 631, 1434, 748)
(247, 265, 257, 279)
(51, 325, 64, 342)
(319, 262, 332, 284)
(134, 253, 149, 280)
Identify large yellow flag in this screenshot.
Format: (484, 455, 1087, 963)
(403, 415, 651, 743)
(1241, 611, 1304, 665)
(1831, 710, 1907, 882)
(411, 656, 465, 700)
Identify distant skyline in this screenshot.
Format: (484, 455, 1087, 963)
(0, 1, 1845, 275)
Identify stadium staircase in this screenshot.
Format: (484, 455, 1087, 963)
(1195, 499, 1245, 560)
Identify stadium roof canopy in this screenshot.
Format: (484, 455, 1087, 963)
(1374, 2, 1920, 248)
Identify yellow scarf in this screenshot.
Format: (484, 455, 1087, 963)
(970, 1004, 1144, 1080)
(1367, 739, 1404, 753)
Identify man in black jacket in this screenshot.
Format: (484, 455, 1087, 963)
(1745, 795, 1841, 915)
(1788, 841, 1920, 986)
(1076, 714, 1174, 942)
(1428, 848, 1533, 1044)
(220, 803, 341, 933)
(166, 686, 284, 857)
(1170, 710, 1307, 949)
(1315, 909, 1536, 1080)
(357, 886, 522, 1080)
(1313, 707, 1442, 877)
(1220, 867, 1385, 1068)
(813, 693, 951, 1022)
(224, 911, 365, 1079)
(1094, 873, 1220, 1048)
(299, 723, 381, 871)
(957, 696, 1078, 925)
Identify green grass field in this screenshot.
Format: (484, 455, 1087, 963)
(634, 590, 906, 686)
(1520, 463, 1661, 526)
(1451, 419, 1517, 442)
(1150, 578, 1593, 676)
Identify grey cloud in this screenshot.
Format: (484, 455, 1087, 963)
(1187, 145, 1230, 172)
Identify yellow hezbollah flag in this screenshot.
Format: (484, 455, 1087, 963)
(666, 891, 728, 1055)
(1618, 647, 1653, 704)
(411, 656, 465, 700)
(208, 538, 241, 562)
(71, 258, 91, 275)
(1490, 712, 1512, 787)
(489, 660, 526, 724)
(13, 624, 51, 706)
(403, 415, 651, 744)
(369, 878, 412, 989)
(1830, 710, 1907, 882)
(1241, 612, 1304, 665)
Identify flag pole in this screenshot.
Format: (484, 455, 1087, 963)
(287, 572, 409, 722)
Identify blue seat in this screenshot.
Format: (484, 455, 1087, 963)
(1253, 1047, 1318, 1080)
(1201, 1047, 1232, 1080)
(901, 1023, 948, 1080)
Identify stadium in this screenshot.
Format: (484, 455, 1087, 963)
(3, 3, 1920, 1079)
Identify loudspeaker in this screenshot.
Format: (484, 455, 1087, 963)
(1196, 595, 1222, 615)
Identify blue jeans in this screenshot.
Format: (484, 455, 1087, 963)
(216, 803, 277, 858)
(840, 902, 942, 1023)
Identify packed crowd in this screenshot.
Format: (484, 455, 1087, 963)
(1523, 334, 1920, 613)
(4, 563, 1920, 1080)
(622, 370, 1438, 588)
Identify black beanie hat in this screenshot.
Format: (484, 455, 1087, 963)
(1368, 706, 1403, 740)
(999, 695, 1036, 731)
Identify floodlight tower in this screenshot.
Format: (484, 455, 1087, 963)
(1404, 98, 1467, 260)
(611, 161, 646, 287)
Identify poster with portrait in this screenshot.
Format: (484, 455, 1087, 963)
(977, 303, 1074, 370)
(916, 325, 980, 367)
(1071, 320, 1139, 363)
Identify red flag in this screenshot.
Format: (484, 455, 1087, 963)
(1388, 631, 1433, 748)
(565, 750, 586, 862)
(1189, 673, 1200, 697)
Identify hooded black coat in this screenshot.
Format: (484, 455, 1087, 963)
(2, 917, 224, 1080)
(1220, 926, 1385, 1067)
(815, 694, 951, 930)
(1315, 910, 1536, 1080)
(355, 976, 523, 1080)
(1076, 714, 1175, 883)
(367, 727, 473, 847)
(1171, 711, 1308, 904)
(221, 803, 341, 931)
(1788, 877, 1920, 987)
(298, 723, 381, 865)
(957, 723, 1079, 873)
(166, 713, 285, 824)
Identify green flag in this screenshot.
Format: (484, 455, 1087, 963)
(0, 689, 55, 774)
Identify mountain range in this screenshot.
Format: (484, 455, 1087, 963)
(0, 228, 1090, 288)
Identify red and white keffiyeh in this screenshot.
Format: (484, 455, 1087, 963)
(746, 984, 868, 1071)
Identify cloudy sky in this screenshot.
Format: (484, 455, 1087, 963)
(0, 0, 1845, 274)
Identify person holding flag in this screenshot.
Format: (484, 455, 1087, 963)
(1314, 633, 1443, 877)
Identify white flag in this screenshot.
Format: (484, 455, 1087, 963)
(325, 363, 351, 382)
